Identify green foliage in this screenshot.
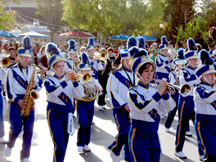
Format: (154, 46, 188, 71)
(61, 0, 165, 38)
(34, 0, 64, 25)
(164, 0, 196, 40)
(202, 1, 216, 28)
(174, 17, 209, 47)
(0, 1, 15, 30)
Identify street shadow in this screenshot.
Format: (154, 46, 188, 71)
(161, 153, 195, 162)
(78, 151, 103, 162)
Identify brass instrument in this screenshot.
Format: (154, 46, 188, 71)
(21, 66, 39, 117)
(94, 51, 108, 62)
(65, 71, 91, 83)
(1, 57, 11, 68)
(75, 80, 98, 102)
(151, 79, 190, 97)
(148, 49, 154, 58)
(168, 48, 178, 58)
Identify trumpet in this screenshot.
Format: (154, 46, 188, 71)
(94, 51, 108, 62)
(1, 57, 11, 68)
(65, 71, 91, 83)
(151, 79, 190, 97)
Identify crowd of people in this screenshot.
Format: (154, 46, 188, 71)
(0, 35, 216, 162)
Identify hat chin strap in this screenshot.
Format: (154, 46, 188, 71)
(123, 58, 130, 70)
(188, 60, 197, 68)
(137, 73, 149, 84)
(51, 67, 63, 77)
(203, 75, 212, 85)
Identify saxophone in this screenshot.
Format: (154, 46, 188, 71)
(20, 66, 39, 117)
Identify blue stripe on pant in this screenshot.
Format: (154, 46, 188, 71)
(195, 114, 216, 162)
(47, 109, 69, 162)
(108, 108, 131, 162)
(7, 101, 34, 160)
(175, 96, 203, 156)
(0, 92, 4, 137)
(165, 92, 190, 131)
(129, 128, 160, 162)
(77, 100, 94, 146)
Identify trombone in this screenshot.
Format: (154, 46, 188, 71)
(151, 79, 190, 97)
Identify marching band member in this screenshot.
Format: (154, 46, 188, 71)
(127, 47, 175, 162)
(65, 39, 79, 73)
(155, 36, 175, 81)
(76, 52, 102, 152)
(98, 48, 115, 110)
(44, 43, 84, 162)
(86, 37, 104, 79)
(175, 38, 203, 159)
(164, 48, 191, 135)
(0, 65, 6, 144)
(4, 36, 42, 162)
(194, 50, 216, 161)
(107, 37, 137, 162)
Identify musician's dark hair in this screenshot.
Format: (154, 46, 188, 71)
(138, 62, 154, 75)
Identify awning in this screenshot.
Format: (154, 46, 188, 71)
(59, 31, 93, 38)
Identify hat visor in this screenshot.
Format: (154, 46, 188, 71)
(135, 59, 154, 73)
(201, 69, 216, 77)
(186, 55, 199, 60)
(51, 58, 65, 68)
(19, 54, 31, 57)
(80, 67, 91, 71)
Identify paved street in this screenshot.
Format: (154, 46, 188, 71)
(0, 87, 200, 162)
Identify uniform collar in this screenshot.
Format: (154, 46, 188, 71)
(122, 66, 131, 72)
(138, 81, 149, 89)
(200, 82, 214, 87)
(187, 65, 196, 70)
(54, 74, 64, 80)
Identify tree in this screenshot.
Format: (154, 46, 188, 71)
(0, 0, 15, 30)
(61, 0, 165, 38)
(163, 0, 196, 41)
(202, 1, 216, 28)
(34, 0, 65, 41)
(174, 17, 209, 49)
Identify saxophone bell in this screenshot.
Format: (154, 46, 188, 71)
(30, 90, 39, 100)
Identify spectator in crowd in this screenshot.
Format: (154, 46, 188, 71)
(150, 42, 160, 62)
(175, 42, 182, 52)
(208, 44, 214, 55)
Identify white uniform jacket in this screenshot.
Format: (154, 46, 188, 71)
(127, 81, 176, 122)
(106, 65, 137, 109)
(4, 64, 42, 103)
(194, 82, 216, 115)
(179, 66, 199, 97)
(44, 75, 84, 107)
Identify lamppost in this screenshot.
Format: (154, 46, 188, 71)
(159, 24, 163, 37)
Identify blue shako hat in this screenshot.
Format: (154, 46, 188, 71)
(46, 43, 64, 68)
(130, 47, 153, 73)
(195, 49, 216, 79)
(120, 49, 130, 60)
(86, 37, 95, 51)
(79, 52, 91, 70)
(67, 39, 77, 53)
(17, 36, 32, 57)
(173, 48, 186, 65)
(127, 36, 137, 49)
(185, 38, 199, 60)
(137, 36, 145, 49)
(159, 36, 168, 50)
